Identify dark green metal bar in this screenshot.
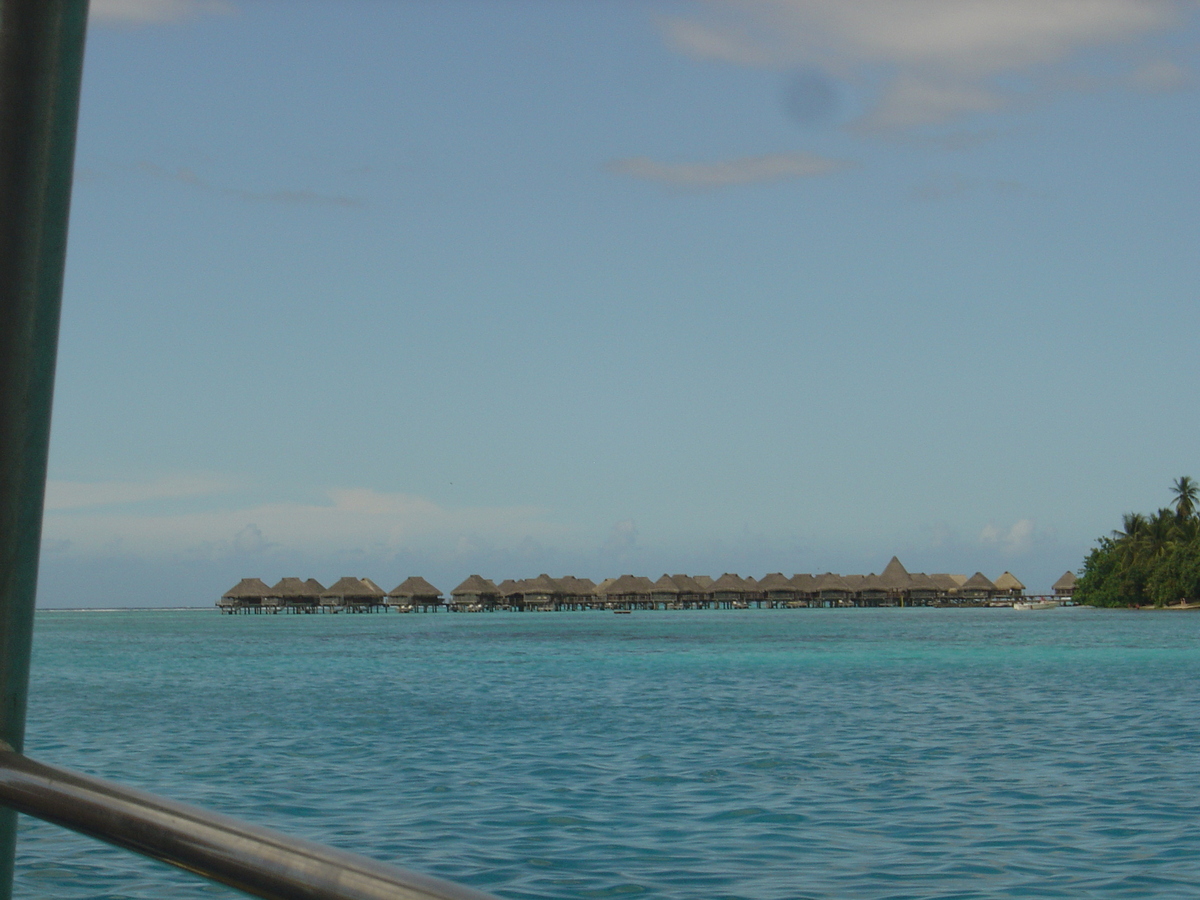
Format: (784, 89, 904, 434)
(0, 0, 89, 895)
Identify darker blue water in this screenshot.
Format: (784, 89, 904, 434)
(16, 608, 1200, 899)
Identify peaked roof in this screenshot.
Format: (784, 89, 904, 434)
(557, 576, 596, 596)
(993, 571, 1025, 591)
(523, 574, 562, 595)
(814, 572, 852, 592)
(305, 578, 326, 594)
(358, 577, 386, 597)
(497, 579, 523, 596)
(594, 577, 616, 594)
(321, 576, 377, 598)
(758, 572, 793, 591)
(961, 571, 998, 591)
(858, 573, 887, 592)
(452, 574, 501, 595)
(693, 575, 714, 588)
(878, 557, 913, 590)
(671, 574, 704, 593)
(709, 572, 749, 593)
(907, 572, 941, 592)
(222, 578, 272, 599)
(388, 576, 441, 598)
(270, 577, 315, 597)
(842, 574, 865, 590)
(603, 574, 654, 594)
(1053, 571, 1077, 590)
(930, 573, 967, 590)
(789, 574, 817, 592)
(651, 574, 681, 594)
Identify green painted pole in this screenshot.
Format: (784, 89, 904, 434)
(0, 0, 89, 895)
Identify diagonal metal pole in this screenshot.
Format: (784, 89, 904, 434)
(0, 0, 89, 896)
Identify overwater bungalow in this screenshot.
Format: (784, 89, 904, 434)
(906, 572, 942, 605)
(1053, 571, 1077, 599)
(708, 573, 750, 608)
(930, 574, 967, 597)
(268, 577, 322, 613)
(693, 575, 714, 590)
(671, 574, 707, 607)
(386, 576, 442, 612)
(321, 577, 386, 612)
(521, 574, 562, 611)
(758, 573, 797, 607)
(789, 574, 818, 606)
(219, 577, 273, 613)
(815, 573, 854, 606)
(450, 575, 502, 611)
(556, 576, 597, 609)
(993, 572, 1025, 600)
(602, 575, 655, 609)
(857, 573, 889, 606)
(651, 575, 681, 609)
(958, 572, 998, 603)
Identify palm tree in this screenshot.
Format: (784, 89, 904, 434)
(1113, 512, 1148, 563)
(1172, 476, 1199, 520)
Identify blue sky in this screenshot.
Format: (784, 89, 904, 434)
(39, 0, 1200, 606)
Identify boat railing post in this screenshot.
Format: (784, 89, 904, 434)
(0, 1, 90, 896)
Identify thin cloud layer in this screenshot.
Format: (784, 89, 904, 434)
(663, 0, 1195, 129)
(608, 151, 853, 188)
(45, 475, 233, 511)
(91, 0, 234, 24)
(43, 487, 568, 560)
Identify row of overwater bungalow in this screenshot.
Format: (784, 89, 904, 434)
(219, 560, 1079, 613)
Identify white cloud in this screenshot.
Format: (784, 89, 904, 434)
(607, 151, 853, 188)
(42, 487, 569, 560)
(980, 518, 1036, 554)
(91, 0, 233, 24)
(663, 0, 1194, 129)
(44, 474, 233, 511)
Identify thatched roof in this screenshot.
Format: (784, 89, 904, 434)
(858, 573, 887, 593)
(842, 574, 865, 591)
(671, 574, 704, 593)
(815, 573, 852, 593)
(270, 577, 314, 598)
(452, 574, 501, 596)
(497, 579, 524, 596)
(693, 575, 714, 588)
(1053, 571, 1077, 591)
(960, 572, 998, 592)
(305, 578, 326, 594)
(358, 577, 386, 597)
(604, 574, 653, 595)
(651, 575, 681, 594)
(744, 575, 759, 588)
(878, 557, 912, 591)
(594, 577, 616, 594)
(758, 572, 793, 591)
(907, 572, 941, 592)
(993, 571, 1025, 592)
(320, 576, 379, 599)
(930, 574, 965, 591)
(523, 574, 561, 596)
(223, 578, 272, 599)
(708, 573, 749, 594)
(556, 576, 596, 596)
(388, 576, 441, 599)
(789, 574, 817, 593)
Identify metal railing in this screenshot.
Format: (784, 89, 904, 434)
(0, 2, 504, 898)
(0, 748, 498, 900)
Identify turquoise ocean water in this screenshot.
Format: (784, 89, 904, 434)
(16, 607, 1200, 899)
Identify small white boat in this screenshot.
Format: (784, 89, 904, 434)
(1014, 599, 1059, 611)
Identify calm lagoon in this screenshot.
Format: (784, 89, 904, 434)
(17, 607, 1200, 899)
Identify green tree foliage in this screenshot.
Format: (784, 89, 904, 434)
(1076, 477, 1200, 607)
